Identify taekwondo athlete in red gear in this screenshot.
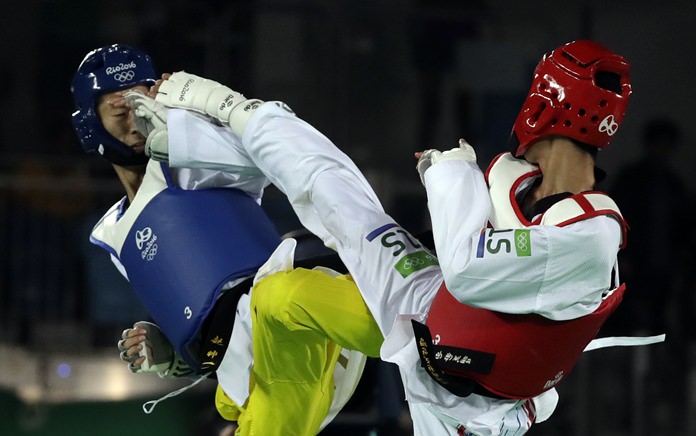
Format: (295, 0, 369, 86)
(70, 44, 377, 436)
(421, 39, 633, 398)
(417, 39, 659, 432)
(138, 40, 663, 436)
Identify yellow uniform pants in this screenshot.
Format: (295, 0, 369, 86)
(216, 267, 383, 435)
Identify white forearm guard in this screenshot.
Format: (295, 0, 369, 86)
(125, 91, 170, 161)
(155, 71, 264, 137)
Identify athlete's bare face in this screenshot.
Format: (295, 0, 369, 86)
(97, 86, 148, 154)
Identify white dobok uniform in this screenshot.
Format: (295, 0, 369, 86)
(164, 103, 656, 436)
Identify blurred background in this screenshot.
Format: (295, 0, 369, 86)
(1, 0, 696, 435)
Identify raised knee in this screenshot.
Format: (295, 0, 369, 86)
(252, 271, 296, 326)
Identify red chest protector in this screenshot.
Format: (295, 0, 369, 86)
(420, 282, 625, 399)
(414, 153, 629, 399)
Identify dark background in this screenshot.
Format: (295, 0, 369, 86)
(1, 1, 695, 435)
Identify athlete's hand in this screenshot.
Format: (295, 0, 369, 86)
(117, 321, 176, 374)
(117, 324, 149, 372)
(124, 90, 170, 162)
(125, 91, 167, 136)
(416, 139, 477, 185)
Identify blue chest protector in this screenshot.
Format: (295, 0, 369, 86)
(114, 168, 280, 369)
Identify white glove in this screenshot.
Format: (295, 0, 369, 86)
(155, 71, 264, 137)
(417, 138, 477, 185)
(117, 321, 194, 379)
(124, 91, 170, 162)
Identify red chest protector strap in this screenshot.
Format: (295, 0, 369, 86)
(415, 282, 625, 399)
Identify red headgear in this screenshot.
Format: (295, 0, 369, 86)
(511, 40, 632, 157)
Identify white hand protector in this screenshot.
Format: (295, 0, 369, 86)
(117, 321, 194, 379)
(417, 138, 477, 185)
(125, 90, 167, 136)
(124, 91, 170, 162)
(155, 71, 264, 137)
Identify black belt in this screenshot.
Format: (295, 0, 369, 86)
(189, 275, 255, 375)
(411, 320, 505, 399)
(190, 251, 347, 375)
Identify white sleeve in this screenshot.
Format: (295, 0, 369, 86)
(424, 160, 622, 319)
(423, 158, 491, 275)
(438, 214, 621, 320)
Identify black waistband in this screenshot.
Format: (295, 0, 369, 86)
(411, 319, 506, 400)
(190, 251, 347, 375)
(189, 275, 255, 375)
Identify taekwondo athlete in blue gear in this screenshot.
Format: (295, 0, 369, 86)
(71, 44, 280, 373)
(71, 45, 379, 435)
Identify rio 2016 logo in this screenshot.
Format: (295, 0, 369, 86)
(598, 115, 619, 136)
(135, 226, 158, 261)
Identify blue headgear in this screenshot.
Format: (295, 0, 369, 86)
(71, 44, 157, 166)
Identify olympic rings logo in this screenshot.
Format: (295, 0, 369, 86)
(113, 70, 135, 82)
(516, 232, 529, 252)
(145, 244, 158, 261)
(598, 115, 619, 136)
(402, 257, 425, 270)
(135, 226, 159, 261)
(401, 253, 435, 270)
